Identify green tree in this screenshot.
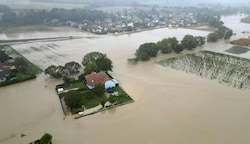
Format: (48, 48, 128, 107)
(135, 42, 159, 61)
(224, 29, 233, 40)
(95, 56, 113, 72)
(157, 37, 179, 53)
(181, 35, 197, 50)
(173, 44, 184, 53)
(84, 62, 97, 74)
(63, 76, 75, 84)
(195, 36, 205, 46)
(55, 65, 68, 78)
(64, 61, 81, 74)
(1, 12, 17, 25)
(40, 133, 52, 144)
(157, 39, 172, 54)
(45, 65, 57, 77)
(0, 50, 9, 62)
(14, 57, 28, 73)
(82, 52, 113, 72)
(135, 51, 150, 61)
(45, 65, 68, 78)
(92, 84, 105, 97)
(82, 52, 106, 66)
(100, 97, 108, 108)
(64, 90, 83, 109)
(207, 33, 219, 42)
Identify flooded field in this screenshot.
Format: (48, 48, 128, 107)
(0, 15, 250, 144)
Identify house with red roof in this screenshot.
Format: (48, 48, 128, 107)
(84, 71, 117, 90)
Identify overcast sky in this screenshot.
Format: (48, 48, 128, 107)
(0, 0, 249, 6)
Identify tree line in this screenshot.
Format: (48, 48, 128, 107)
(0, 4, 110, 26)
(45, 52, 113, 79)
(128, 35, 205, 64)
(207, 26, 233, 42)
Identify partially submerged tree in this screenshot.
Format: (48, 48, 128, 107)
(64, 61, 81, 74)
(45, 61, 81, 78)
(40, 133, 52, 144)
(135, 42, 159, 61)
(195, 36, 205, 46)
(64, 90, 83, 109)
(82, 52, 113, 72)
(181, 35, 197, 50)
(45, 65, 68, 78)
(173, 44, 184, 53)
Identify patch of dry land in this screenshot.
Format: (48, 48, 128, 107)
(241, 16, 250, 24)
(231, 38, 250, 46)
(157, 50, 250, 89)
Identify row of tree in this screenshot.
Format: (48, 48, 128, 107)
(45, 52, 113, 78)
(45, 61, 81, 78)
(128, 35, 205, 63)
(207, 26, 233, 42)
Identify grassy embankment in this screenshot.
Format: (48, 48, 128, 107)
(0, 45, 42, 87)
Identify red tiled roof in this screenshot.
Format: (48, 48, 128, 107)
(85, 72, 111, 86)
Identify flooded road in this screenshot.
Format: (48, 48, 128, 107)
(0, 15, 250, 144)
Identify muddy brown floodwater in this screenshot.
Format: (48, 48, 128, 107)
(0, 14, 250, 144)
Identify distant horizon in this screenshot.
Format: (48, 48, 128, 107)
(0, 0, 249, 7)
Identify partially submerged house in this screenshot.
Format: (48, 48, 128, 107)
(84, 72, 118, 90)
(0, 63, 10, 83)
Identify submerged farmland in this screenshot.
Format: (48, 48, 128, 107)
(158, 50, 250, 89)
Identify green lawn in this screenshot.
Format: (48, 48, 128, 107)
(64, 81, 88, 91)
(59, 84, 134, 113)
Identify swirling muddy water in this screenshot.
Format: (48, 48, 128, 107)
(0, 14, 250, 144)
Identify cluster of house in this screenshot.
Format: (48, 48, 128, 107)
(66, 19, 125, 34)
(65, 8, 198, 34)
(0, 59, 15, 83)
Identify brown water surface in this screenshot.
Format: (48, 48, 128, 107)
(0, 15, 250, 144)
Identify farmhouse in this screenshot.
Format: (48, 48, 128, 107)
(84, 72, 117, 90)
